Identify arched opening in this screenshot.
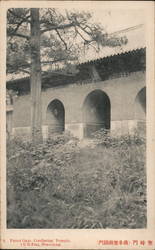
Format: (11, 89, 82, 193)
(135, 87, 146, 120)
(46, 99, 65, 134)
(83, 89, 111, 138)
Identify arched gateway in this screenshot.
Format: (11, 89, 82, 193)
(8, 25, 146, 140)
(83, 89, 111, 137)
(135, 87, 146, 120)
(46, 99, 65, 134)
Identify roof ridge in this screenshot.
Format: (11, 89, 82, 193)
(109, 23, 144, 36)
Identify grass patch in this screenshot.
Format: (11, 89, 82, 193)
(7, 131, 146, 228)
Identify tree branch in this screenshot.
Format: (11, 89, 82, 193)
(75, 26, 91, 44)
(55, 29, 68, 50)
(78, 24, 93, 37)
(41, 22, 75, 34)
(41, 58, 67, 64)
(89, 43, 100, 52)
(7, 67, 30, 74)
(12, 19, 26, 34)
(8, 9, 30, 23)
(19, 68, 30, 74)
(8, 32, 30, 40)
(79, 24, 94, 35)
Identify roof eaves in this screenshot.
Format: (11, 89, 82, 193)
(79, 47, 146, 66)
(7, 47, 146, 84)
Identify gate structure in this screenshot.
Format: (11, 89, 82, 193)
(6, 24, 146, 140)
(83, 90, 111, 138)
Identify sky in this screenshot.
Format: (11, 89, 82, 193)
(51, 2, 146, 33)
(90, 9, 145, 33)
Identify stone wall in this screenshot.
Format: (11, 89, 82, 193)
(12, 71, 146, 139)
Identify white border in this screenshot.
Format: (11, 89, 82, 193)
(0, 1, 155, 249)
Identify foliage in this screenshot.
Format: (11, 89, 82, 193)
(7, 8, 127, 74)
(7, 131, 146, 228)
(92, 128, 146, 147)
(7, 8, 128, 143)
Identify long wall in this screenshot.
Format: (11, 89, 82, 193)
(12, 71, 146, 139)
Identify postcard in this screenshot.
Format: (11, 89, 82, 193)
(0, 1, 155, 249)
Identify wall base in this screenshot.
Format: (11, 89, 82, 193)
(12, 119, 145, 141)
(111, 120, 146, 136)
(65, 123, 83, 139)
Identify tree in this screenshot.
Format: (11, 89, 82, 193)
(7, 8, 127, 142)
(30, 9, 42, 142)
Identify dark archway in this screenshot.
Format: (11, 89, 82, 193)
(135, 87, 146, 120)
(83, 89, 111, 137)
(46, 99, 65, 133)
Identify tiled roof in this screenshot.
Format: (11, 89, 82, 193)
(78, 24, 145, 64)
(7, 24, 145, 82)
